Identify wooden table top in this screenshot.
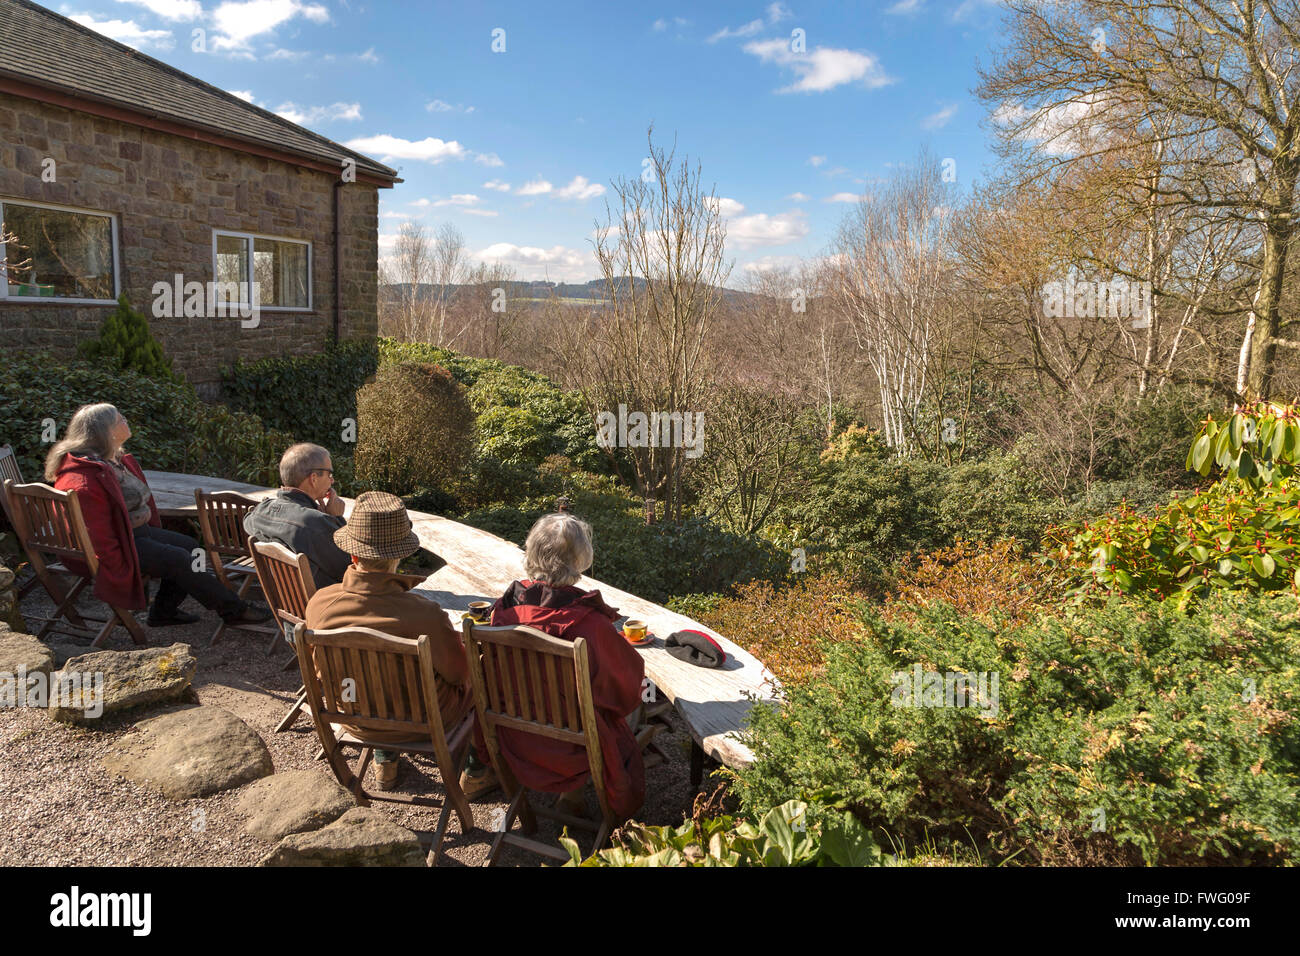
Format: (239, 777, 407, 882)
(145, 470, 780, 769)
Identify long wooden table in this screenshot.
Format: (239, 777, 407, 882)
(146, 470, 780, 773)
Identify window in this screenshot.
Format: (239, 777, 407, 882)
(0, 200, 118, 302)
(213, 231, 311, 310)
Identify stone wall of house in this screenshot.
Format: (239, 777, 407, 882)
(0, 93, 382, 391)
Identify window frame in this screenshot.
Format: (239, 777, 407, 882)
(211, 229, 313, 313)
(0, 198, 121, 305)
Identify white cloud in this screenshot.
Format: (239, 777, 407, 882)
(483, 180, 512, 192)
(727, 210, 809, 249)
(266, 47, 307, 60)
(742, 253, 804, 274)
(474, 242, 595, 281)
(68, 14, 174, 50)
(708, 18, 764, 42)
(344, 134, 468, 163)
(744, 38, 894, 93)
(886, 0, 923, 13)
(432, 194, 480, 207)
(516, 178, 553, 196)
(786, 191, 810, 201)
(113, 0, 203, 20)
(463, 209, 498, 217)
(210, 0, 329, 52)
(227, 88, 255, 102)
(825, 192, 860, 202)
(475, 152, 504, 167)
(922, 104, 958, 129)
(555, 176, 606, 200)
(357, 46, 379, 63)
(766, 2, 792, 22)
(807, 155, 826, 167)
(653, 17, 668, 30)
(952, 0, 1000, 22)
(380, 210, 411, 219)
(274, 101, 362, 125)
(409, 198, 432, 208)
(993, 94, 1122, 157)
(426, 99, 454, 112)
(705, 196, 747, 217)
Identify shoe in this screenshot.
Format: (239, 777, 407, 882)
(459, 764, 499, 800)
(376, 760, 400, 791)
(147, 609, 202, 627)
(222, 601, 272, 625)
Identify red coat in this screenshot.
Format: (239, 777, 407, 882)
(486, 580, 646, 820)
(52, 452, 159, 610)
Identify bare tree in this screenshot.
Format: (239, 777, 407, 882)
(557, 127, 730, 522)
(460, 260, 521, 360)
(978, 0, 1300, 401)
(830, 151, 959, 454)
(377, 221, 470, 346)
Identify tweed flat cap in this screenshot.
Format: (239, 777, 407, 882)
(333, 491, 421, 560)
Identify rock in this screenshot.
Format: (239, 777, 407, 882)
(49, 643, 197, 724)
(0, 565, 24, 632)
(237, 770, 354, 843)
(47, 640, 97, 669)
(0, 626, 54, 678)
(102, 705, 274, 800)
(257, 807, 425, 867)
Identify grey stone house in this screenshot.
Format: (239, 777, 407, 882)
(0, 0, 398, 393)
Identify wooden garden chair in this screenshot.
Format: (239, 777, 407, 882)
(292, 622, 476, 866)
(3, 479, 147, 647)
(194, 489, 276, 648)
(248, 538, 318, 732)
(0, 445, 72, 600)
(463, 619, 658, 865)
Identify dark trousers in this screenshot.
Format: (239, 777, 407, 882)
(133, 525, 242, 618)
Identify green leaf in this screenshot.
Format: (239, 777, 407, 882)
(1254, 553, 1276, 578)
(818, 812, 881, 867)
(1190, 434, 1212, 474)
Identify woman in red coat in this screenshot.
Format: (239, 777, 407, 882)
(467, 512, 647, 821)
(45, 403, 269, 627)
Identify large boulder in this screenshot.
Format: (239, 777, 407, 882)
(237, 770, 355, 843)
(0, 565, 24, 632)
(0, 625, 54, 679)
(50, 643, 197, 724)
(101, 705, 273, 799)
(257, 807, 425, 867)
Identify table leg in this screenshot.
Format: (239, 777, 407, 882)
(690, 738, 704, 790)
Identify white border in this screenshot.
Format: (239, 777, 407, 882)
(212, 229, 313, 312)
(0, 198, 120, 305)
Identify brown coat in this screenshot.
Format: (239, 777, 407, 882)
(304, 565, 472, 743)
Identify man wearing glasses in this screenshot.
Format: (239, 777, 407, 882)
(243, 443, 351, 589)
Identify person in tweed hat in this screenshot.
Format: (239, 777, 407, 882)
(304, 491, 472, 791)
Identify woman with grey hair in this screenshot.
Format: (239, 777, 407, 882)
(462, 512, 647, 819)
(47, 403, 270, 628)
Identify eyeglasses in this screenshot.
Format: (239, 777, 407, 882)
(312, 468, 334, 477)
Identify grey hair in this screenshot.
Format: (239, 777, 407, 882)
(280, 442, 331, 487)
(44, 403, 122, 480)
(524, 513, 594, 588)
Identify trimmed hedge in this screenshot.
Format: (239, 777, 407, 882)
(0, 351, 291, 487)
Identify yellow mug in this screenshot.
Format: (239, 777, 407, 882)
(467, 601, 492, 623)
(622, 619, 647, 643)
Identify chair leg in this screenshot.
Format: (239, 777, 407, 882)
(274, 687, 308, 733)
(116, 606, 147, 646)
(592, 817, 614, 853)
(487, 789, 526, 867)
(352, 748, 375, 803)
(428, 803, 454, 867)
(37, 575, 88, 639)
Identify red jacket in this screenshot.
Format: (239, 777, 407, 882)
(52, 452, 160, 610)
(487, 580, 646, 820)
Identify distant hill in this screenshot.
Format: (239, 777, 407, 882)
(382, 277, 763, 307)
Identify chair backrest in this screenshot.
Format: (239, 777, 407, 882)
(194, 489, 258, 559)
(461, 620, 608, 814)
(0, 446, 24, 526)
(3, 480, 97, 575)
(249, 538, 317, 640)
(293, 622, 452, 750)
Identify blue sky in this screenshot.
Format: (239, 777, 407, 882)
(51, 0, 1010, 283)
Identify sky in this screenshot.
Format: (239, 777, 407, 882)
(47, 0, 1012, 284)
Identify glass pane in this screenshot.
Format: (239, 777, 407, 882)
(3, 203, 114, 299)
(253, 238, 308, 308)
(215, 234, 249, 291)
